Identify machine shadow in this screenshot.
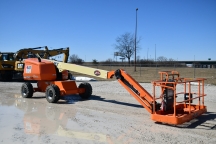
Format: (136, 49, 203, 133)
(54, 94, 143, 108)
(89, 95, 143, 108)
(31, 96, 46, 99)
(155, 112, 216, 129)
(58, 94, 82, 104)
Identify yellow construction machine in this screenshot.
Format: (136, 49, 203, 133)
(0, 52, 16, 80)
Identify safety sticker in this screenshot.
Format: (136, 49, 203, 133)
(26, 65, 32, 73)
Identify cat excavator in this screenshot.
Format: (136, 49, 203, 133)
(0, 51, 16, 80)
(20, 57, 207, 125)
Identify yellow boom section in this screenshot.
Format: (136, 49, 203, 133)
(47, 59, 109, 79)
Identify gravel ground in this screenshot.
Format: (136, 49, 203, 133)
(0, 81, 215, 144)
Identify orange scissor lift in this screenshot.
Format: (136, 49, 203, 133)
(108, 69, 207, 125)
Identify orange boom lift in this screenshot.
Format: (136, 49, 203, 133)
(21, 58, 207, 125)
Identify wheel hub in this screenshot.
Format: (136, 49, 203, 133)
(22, 87, 27, 96)
(48, 90, 53, 100)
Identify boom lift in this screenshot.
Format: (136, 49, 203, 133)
(21, 58, 207, 125)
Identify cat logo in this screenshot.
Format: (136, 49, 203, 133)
(17, 63, 24, 69)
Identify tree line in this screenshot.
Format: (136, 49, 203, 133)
(69, 54, 183, 67)
(68, 32, 184, 67)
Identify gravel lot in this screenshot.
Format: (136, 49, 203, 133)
(0, 81, 215, 144)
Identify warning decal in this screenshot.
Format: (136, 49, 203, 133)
(26, 65, 32, 73)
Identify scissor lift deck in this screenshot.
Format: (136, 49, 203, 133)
(151, 71, 207, 125)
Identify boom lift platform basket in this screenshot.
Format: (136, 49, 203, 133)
(151, 71, 207, 125)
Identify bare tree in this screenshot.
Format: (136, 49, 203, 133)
(92, 59, 99, 65)
(114, 32, 141, 64)
(157, 56, 167, 62)
(157, 56, 167, 66)
(69, 54, 84, 64)
(105, 58, 114, 63)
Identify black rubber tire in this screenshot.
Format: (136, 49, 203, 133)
(21, 82, 33, 98)
(45, 84, 60, 103)
(78, 82, 92, 99)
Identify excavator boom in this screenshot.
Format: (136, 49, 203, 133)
(14, 46, 49, 60)
(43, 47, 69, 63)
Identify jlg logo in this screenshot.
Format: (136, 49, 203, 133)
(94, 70, 101, 76)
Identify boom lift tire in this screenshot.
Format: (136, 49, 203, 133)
(45, 84, 60, 103)
(78, 82, 92, 99)
(21, 82, 33, 98)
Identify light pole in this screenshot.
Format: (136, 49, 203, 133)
(134, 8, 138, 72)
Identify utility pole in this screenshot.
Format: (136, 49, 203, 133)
(155, 44, 156, 62)
(194, 55, 195, 78)
(134, 8, 138, 72)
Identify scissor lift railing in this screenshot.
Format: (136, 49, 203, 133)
(151, 71, 207, 125)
